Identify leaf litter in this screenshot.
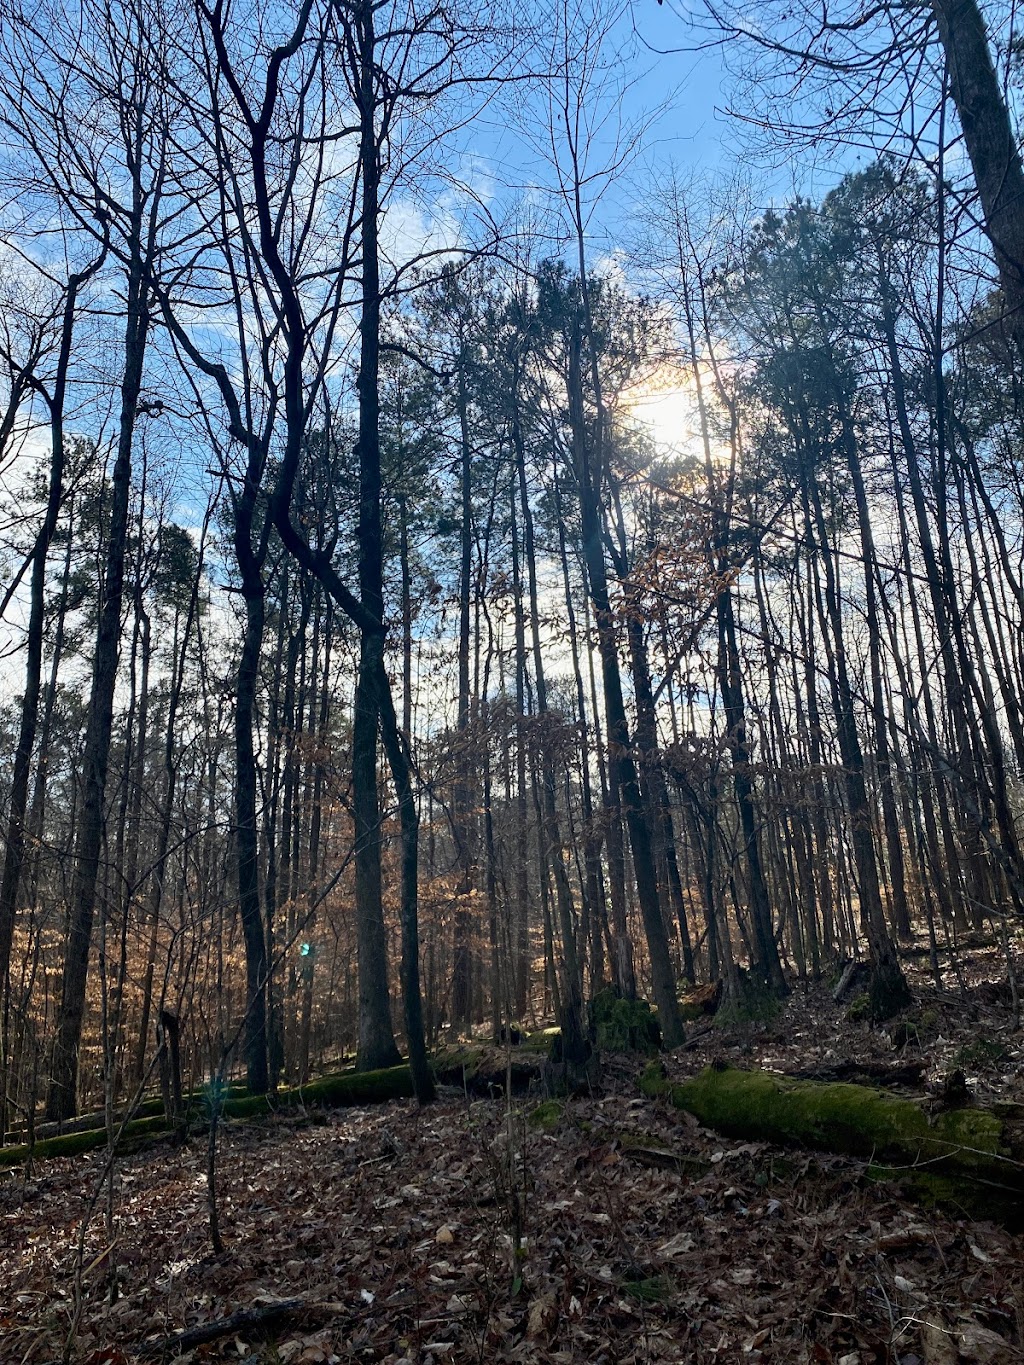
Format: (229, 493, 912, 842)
(3, 956, 1024, 1364)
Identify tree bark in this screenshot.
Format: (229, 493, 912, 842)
(931, 0, 1024, 349)
(565, 321, 683, 1047)
(47, 246, 149, 1121)
(351, 0, 401, 1072)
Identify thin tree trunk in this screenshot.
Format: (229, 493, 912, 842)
(565, 321, 683, 1046)
(0, 257, 99, 1132)
(47, 241, 150, 1121)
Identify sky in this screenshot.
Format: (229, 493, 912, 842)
(0, 0, 771, 639)
(427, 0, 745, 255)
(621, 1, 735, 162)
(429, 0, 864, 305)
(0, 0, 860, 691)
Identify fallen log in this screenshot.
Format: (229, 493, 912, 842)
(221, 1064, 415, 1118)
(431, 1045, 544, 1093)
(0, 1047, 547, 1172)
(623, 1144, 711, 1176)
(0, 1051, 547, 1169)
(641, 1062, 1024, 1223)
(6, 1082, 247, 1147)
(6, 1094, 168, 1144)
(139, 1297, 307, 1356)
(789, 1060, 927, 1088)
(0, 1113, 173, 1168)
(0, 1065, 419, 1168)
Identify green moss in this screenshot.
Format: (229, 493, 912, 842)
(716, 978, 782, 1027)
(889, 1010, 942, 1048)
(220, 1065, 414, 1118)
(845, 993, 871, 1023)
(623, 1276, 672, 1303)
(934, 1105, 1003, 1155)
(527, 1100, 564, 1132)
(5, 1092, 195, 1146)
(430, 1046, 484, 1077)
(0, 1114, 172, 1168)
(866, 1164, 960, 1205)
(0, 1066, 416, 1170)
(639, 1061, 669, 1099)
(660, 1066, 1017, 1190)
(678, 1000, 705, 1023)
(295, 1066, 414, 1106)
(866, 1164, 1014, 1223)
(589, 989, 662, 1055)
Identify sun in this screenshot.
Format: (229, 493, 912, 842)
(624, 365, 704, 457)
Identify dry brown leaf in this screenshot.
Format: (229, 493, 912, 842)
(957, 1321, 1014, 1363)
(527, 1293, 557, 1339)
(920, 1320, 958, 1365)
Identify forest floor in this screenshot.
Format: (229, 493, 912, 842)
(3, 944, 1024, 1365)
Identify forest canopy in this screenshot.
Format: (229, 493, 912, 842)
(0, 0, 1020, 1173)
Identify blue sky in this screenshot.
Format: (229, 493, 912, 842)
(433, 0, 741, 252)
(442, 0, 849, 270)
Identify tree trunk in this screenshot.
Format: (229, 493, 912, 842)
(565, 324, 683, 1047)
(352, 0, 401, 1072)
(0, 261, 97, 1134)
(450, 356, 475, 1029)
(235, 579, 270, 1094)
(0, 261, 93, 1021)
(47, 249, 149, 1122)
(803, 476, 911, 1019)
(931, 0, 1024, 349)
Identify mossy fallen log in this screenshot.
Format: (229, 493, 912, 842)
(0, 1113, 174, 1168)
(1, 1050, 552, 1171)
(5, 1093, 177, 1146)
(642, 1063, 1024, 1222)
(6, 1081, 254, 1147)
(0, 1067, 419, 1168)
(431, 1045, 544, 1092)
(220, 1065, 415, 1118)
